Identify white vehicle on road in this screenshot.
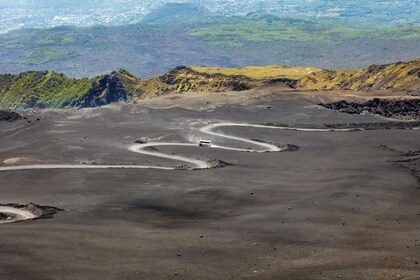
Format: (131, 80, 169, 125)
(199, 140, 212, 147)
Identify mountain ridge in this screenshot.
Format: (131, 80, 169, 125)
(0, 59, 418, 109)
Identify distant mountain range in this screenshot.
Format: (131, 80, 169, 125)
(0, 0, 418, 34)
(1, 59, 418, 109)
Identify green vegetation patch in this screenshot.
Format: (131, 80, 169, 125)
(1, 28, 77, 49)
(188, 19, 327, 47)
(326, 26, 420, 40)
(0, 71, 93, 108)
(189, 17, 420, 47)
(35, 33, 75, 46)
(20, 47, 81, 65)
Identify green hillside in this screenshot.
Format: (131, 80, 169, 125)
(0, 71, 92, 108)
(0, 70, 141, 108)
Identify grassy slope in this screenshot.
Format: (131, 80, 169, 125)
(298, 59, 420, 91)
(190, 65, 320, 80)
(0, 69, 143, 108)
(0, 71, 93, 108)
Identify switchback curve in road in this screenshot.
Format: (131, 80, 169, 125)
(0, 122, 356, 172)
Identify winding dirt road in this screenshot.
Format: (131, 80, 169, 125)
(0, 122, 355, 172)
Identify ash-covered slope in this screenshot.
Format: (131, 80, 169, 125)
(298, 59, 420, 92)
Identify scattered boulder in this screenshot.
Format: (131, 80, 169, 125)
(233, 84, 252, 91)
(207, 159, 232, 169)
(144, 146, 159, 152)
(281, 144, 300, 152)
(0, 213, 11, 220)
(72, 72, 133, 108)
(175, 164, 190, 170)
(0, 110, 22, 122)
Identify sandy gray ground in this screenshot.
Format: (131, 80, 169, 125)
(0, 92, 419, 279)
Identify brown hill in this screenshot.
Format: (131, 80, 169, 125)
(133, 66, 298, 99)
(298, 59, 420, 93)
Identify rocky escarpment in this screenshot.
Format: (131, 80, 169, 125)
(160, 66, 256, 91)
(71, 72, 135, 108)
(0, 110, 22, 122)
(320, 98, 420, 120)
